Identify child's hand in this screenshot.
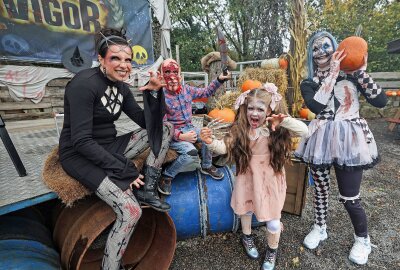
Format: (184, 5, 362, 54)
(130, 174, 144, 189)
(180, 130, 197, 143)
(218, 70, 232, 82)
(200, 127, 213, 144)
(267, 113, 287, 131)
(139, 71, 166, 91)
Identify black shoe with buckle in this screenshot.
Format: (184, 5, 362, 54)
(158, 175, 173, 195)
(200, 165, 224, 180)
(241, 234, 259, 259)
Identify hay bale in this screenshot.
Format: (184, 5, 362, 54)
(214, 91, 242, 111)
(237, 67, 288, 96)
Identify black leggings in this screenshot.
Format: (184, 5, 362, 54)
(311, 166, 368, 237)
(335, 167, 368, 237)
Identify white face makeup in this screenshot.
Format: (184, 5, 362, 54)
(247, 99, 268, 129)
(312, 36, 334, 69)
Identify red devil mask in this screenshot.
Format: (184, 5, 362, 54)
(161, 59, 182, 93)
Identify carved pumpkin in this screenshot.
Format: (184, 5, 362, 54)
(337, 36, 368, 71)
(208, 108, 236, 123)
(241, 79, 262, 92)
(299, 108, 310, 119)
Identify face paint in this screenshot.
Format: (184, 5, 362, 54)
(312, 36, 334, 69)
(162, 60, 182, 92)
(246, 99, 268, 129)
(99, 44, 132, 82)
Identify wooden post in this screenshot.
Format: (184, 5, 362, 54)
(175, 45, 180, 64)
(207, 60, 226, 109)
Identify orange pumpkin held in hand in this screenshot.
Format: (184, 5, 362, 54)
(337, 36, 368, 71)
(241, 79, 262, 92)
(208, 108, 236, 123)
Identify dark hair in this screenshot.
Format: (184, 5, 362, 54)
(95, 27, 130, 57)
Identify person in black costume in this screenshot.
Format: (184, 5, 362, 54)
(59, 27, 173, 270)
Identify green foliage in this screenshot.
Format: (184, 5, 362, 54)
(168, 0, 290, 71)
(171, 25, 213, 71)
(307, 0, 400, 72)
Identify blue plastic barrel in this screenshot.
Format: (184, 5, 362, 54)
(0, 208, 61, 270)
(166, 166, 240, 240)
(0, 240, 61, 270)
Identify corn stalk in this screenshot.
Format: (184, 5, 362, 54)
(288, 0, 308, 117)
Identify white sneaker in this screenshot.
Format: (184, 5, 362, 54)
(349, 234, 371, 265)
(303, 224, 328, 249)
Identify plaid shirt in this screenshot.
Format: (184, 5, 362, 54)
(163, 79, 222, 140)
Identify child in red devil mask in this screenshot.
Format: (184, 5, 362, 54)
(158, 58, 231, 195)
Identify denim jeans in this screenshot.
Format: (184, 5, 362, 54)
(163, 125, 212, 178)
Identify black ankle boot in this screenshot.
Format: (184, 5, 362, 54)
(134, 166, 171, 212)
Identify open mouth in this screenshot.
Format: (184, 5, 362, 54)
(250, 117, 260, 128)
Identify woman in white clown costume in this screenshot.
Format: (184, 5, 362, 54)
(294, 30, 387, 265)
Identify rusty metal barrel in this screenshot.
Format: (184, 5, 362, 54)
(52, 197, 176, 270)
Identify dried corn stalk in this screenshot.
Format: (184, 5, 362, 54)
(288, 0, 308, 117)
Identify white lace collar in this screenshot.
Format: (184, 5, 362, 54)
(248, 126, 270, 140)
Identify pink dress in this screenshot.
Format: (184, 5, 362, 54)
(231, 135, 286, 222)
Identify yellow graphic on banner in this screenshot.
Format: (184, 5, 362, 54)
(132, 45, 148, 65)
(0, 0, 108, 34)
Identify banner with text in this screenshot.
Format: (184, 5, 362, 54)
(0, 0, 154, 66)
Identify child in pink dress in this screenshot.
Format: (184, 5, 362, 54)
(200, 85, 307, 270)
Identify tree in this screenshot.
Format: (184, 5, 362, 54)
(168, 0, 290, 70)
(306, 0, 400, 72)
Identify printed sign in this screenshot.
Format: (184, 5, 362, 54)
(0, 0, 154, 65)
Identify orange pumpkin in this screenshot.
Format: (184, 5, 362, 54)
(241, 79, 262, 92)
(299, 108, 310, 119)
(386, 91, 393, 96)
(397, 90, 400, 96)
(337, 36, 368, 71)
(278, 58, 288, 70)
(208, 108, 236, 123)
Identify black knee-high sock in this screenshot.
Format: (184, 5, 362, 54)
(335, 168, 368, 237)
(311, 167, 331, 226)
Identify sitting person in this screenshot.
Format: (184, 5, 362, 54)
(159, 58, 231, 195)
(59, 27, 173, 270)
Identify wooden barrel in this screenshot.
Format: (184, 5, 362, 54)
(52, 197, 176, 270)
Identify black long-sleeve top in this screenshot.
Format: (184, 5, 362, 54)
(59, 67, 162, 191)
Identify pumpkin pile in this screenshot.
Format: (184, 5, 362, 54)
(337, 36, 368, 71)
(385, 90, 400, 97)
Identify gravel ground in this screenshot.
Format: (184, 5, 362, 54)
(170, 119, 400, 270)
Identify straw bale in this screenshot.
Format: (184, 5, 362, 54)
(237, 67, 288, 96)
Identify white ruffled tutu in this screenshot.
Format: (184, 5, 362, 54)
(294, 119, 379, 170)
